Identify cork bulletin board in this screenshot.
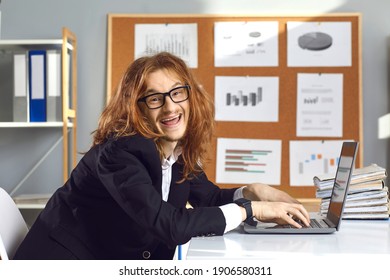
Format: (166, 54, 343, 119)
(107, 14, 362, 198)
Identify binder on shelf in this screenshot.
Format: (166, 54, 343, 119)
(0, 51, 13, 122)
(28, 50, 47, 122)
(46, 50, 62, 122)
(13, 53, 29, 122)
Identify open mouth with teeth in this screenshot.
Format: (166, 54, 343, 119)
(160, 114, 182, 126)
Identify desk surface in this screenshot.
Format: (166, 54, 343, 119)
(186, 219, 390, 259)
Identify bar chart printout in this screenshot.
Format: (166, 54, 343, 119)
(226, 87, 262, 106)
(216, 138, 281, 185)
(289, 140, 346, 186)
(215, 76, 279, 122)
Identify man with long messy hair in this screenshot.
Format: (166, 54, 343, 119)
(94, 52, 214, 181)
(14, 52, 309, 260)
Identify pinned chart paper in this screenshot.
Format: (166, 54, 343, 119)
(296, 73, 343, 137)
(214, 21, 279, 67)
(216, 138, 281, 185)
(215, 76, 279, 122)
(289, 140, 350, 186)
(134, 23, 198, 68)
(287, 21, 352, 67)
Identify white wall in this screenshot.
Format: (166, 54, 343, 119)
(0, 0, 389, 195)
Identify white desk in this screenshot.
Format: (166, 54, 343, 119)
(186, 219, 390, 259)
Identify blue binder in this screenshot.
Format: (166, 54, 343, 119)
(28, 50, 47, 122)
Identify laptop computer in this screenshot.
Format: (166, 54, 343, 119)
(244, 141, 359, 234)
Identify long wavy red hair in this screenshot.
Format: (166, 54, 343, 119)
(93, 52, 215, 180)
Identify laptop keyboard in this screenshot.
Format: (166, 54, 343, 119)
(277, 219, 329, 229)
(310, 219, 330, 228)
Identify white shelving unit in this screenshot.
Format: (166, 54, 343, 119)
(0, 28, 77, 207)
(0, 122, 73, 127)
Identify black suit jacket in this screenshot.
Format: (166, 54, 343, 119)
(14, 135, 237, 260)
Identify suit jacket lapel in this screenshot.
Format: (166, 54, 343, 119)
(167, 162, 190, 208)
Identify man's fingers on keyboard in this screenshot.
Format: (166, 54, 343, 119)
(286, 213, 302, 228)
(290, 210, 310, 227)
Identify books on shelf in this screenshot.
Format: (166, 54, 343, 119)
(314, 164, 389, 220)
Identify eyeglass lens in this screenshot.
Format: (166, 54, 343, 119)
(144, 86, 188, 109)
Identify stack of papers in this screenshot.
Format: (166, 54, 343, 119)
(314, 164, 389, 219)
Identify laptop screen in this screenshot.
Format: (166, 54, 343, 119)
(326, 142, 358, 229)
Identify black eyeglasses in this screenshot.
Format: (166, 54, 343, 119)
(138, 85, 190, 109)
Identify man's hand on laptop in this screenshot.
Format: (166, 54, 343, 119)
(251, 201, 311, 228)
(243, 183, 302, 204)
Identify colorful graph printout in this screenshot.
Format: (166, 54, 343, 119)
(289, 140, 348, 186)
(216, 138, 281, 185)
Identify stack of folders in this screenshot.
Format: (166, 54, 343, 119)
(314, 164, 389, 219)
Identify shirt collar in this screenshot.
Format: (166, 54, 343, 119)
(161, 146, 182, 170)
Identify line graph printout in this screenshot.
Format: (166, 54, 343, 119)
(289, 140, 347, 186)
(134, 23, 198, 68)
(216, 138, 281, 185)
(215, 76, 279, 122)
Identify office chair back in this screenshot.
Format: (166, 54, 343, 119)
(0, 187, 29, 260)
